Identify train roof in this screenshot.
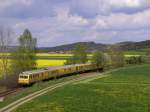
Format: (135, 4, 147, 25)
(21, 69, 46, 75)
(46, 63, 91, 70)
(21, 63, 92, 75)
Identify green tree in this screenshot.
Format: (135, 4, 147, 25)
(11, 29, 37, 74)
(91, 51, 105, 67)
(66, 43, 88, 64)
(108, 46, 125, 68)
(126, 56, 144, 65)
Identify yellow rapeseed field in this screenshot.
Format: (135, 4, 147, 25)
(125, 55, 141, 57)
(0, 59, 66, 68)
(0, 53, 142, 69)
(36, 60, 66, 68)
(36, 53, 72, 57)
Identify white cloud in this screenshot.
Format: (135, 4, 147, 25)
(1, 0, 150, 46)
(56, 8, 88, 28)
(92, 9, 150, 30)
(7, 7, 150, 46)
(0, 0, 33, 9)
(70, 0, 150, 16)
(109, 0, 140, 8)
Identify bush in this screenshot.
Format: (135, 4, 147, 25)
(141, 56, 150, 64)
(0, 74, 18, 88)
(126, 56, 144, 65)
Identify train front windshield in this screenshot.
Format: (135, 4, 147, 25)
(19, 75, 28, 79)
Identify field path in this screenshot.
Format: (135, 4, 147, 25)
(0, 71, 112, 112)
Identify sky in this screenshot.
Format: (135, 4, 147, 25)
(0, 0, 150, 47)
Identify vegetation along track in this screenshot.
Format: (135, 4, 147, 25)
(0, 70, 115, 112)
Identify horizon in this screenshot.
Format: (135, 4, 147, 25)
(8, 39, 150, 48)
(0, 0, 150, 47)
(39, 39, 150, 48)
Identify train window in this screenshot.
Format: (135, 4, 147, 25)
(19, 76, 23, 78)
(20, 75, 28, 79)
(40, 73, 42, 76)
(36, 74, 38, 78)
(64, 69, 68, 72)
(29, 75, 32, 79)
(51, 71, 56, 74)
(35, 74, 38, 78)
(24, 76, 28, 79)
(76, 67, 79, 71)
(69, 68, 71, 71)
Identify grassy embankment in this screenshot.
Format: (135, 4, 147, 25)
(14, 64, 150, 112)
(0, 74, 86, 108)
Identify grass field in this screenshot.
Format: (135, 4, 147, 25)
(14, 65, 150, 112)
(124, 51, 146, 56)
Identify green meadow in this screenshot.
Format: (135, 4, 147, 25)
(14, 65, 150, 112)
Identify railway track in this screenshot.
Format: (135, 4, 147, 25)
(0, 72, 105, 112)
(0, 88, 22, 98)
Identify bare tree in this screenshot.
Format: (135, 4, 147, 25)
(0, 26, 12, 79)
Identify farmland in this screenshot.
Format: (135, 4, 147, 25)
(124, 51, 146, 57)
(14, 65, 150, 112)
(36, 60, 66, 68)
(36, 53, 72, 57)
(35, 52, 148, 67)
(0, 52, 146, 71)
(0, 53, 69, 69)
(0, 59, 66, 69)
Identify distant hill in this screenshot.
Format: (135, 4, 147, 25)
(37, 40, 150, 53)
(118, 40, 150, 51)
(37, 42, 108, 53)
(1, 40, 150, 53)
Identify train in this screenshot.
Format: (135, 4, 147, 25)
(18, 63, 103, 85)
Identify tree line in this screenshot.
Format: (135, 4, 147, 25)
(65, 44, 125, 69)
(65, 43, 150, 69)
